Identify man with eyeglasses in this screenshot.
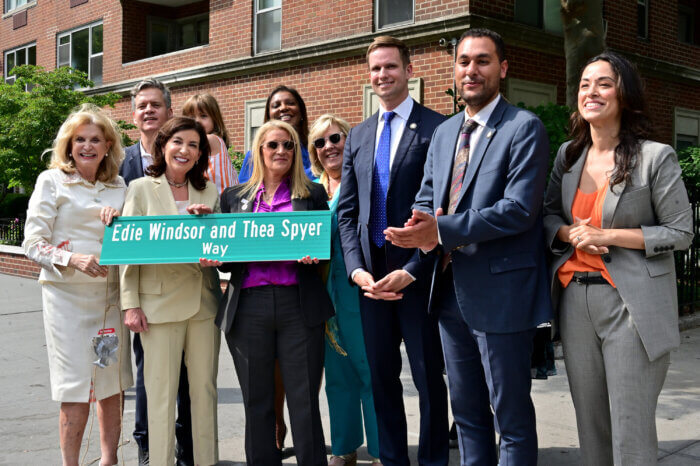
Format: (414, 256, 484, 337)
(120, 78, 194, 466)
(336, 36, 449, 465)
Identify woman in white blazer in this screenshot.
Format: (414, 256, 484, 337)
(24, 104, 133, 465)
(544, 51, 693, 465)
(120, 117, 222, 466)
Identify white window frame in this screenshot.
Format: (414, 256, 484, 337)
(674, 107, 700, 149)
(254, 0, 282, 55)
(637, 0, 649, 39)
(506, 78, 557, 108)
(244, 98, 268, 152)
(4, 42, 36, 84)
(375, 0, 415, 31)
(363, 77, 422, 120)
(56, 21, 103, 84)
(4, 0, 29, 14)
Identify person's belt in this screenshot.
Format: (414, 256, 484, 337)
(571, 275, 609, 285)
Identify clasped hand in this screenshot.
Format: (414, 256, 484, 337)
(565, 218, 610, 255)
(383, 208, 443, 251)
(353, 269, 414, 301)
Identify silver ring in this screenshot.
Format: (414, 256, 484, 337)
(576, 236, 582, 243)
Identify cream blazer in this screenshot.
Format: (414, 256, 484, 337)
(119, 174, 222, 323)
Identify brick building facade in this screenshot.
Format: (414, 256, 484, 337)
(2, 0, 699, 155)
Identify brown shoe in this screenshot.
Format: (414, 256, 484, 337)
(328, 451, 357, 466)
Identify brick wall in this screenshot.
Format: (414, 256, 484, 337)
(0, 249, 40, 279)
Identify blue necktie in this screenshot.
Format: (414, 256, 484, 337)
(370, 111, 395, 247)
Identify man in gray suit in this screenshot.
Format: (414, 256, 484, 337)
(120, 78, 194, 466)
(386, 29, 552, 465)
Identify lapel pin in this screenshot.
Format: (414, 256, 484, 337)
(486, 131, 493, 138)
(409, 123, 417, 130)
(241, 199, 249, 210)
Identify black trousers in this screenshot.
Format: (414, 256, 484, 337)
(225, 285, 327, 466)
(359, 244, 449, 466)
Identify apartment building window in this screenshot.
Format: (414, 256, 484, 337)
(674, 108, 700, 151)
(678, 5, 697, 45)
(4, 43, 36, 85)
(4, 0, 28, 13)
(514, 0, 563, 35)
(148, 14, 209, 57)
(57, 22, 103, 85)
(637, 0, 649, 39)
(506, 78, 557, 108)
(244, 99, 267, 152)
(363, 78, 421, 119)
(376, 0, 414, 30)
(255, 0, 281, 54)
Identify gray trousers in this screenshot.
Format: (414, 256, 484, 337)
(560, 273, 670, 466)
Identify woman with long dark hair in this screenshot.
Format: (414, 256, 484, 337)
(543, 51, 693, 464)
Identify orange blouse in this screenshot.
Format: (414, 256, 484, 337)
(557, 184, 616, 288)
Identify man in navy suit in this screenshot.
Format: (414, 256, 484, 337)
(386, 29, 552, 465)
(337, 36, 449, 465)
(120, 78, 194, 466)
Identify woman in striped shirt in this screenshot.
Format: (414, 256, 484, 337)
(183, 93, 239, 193)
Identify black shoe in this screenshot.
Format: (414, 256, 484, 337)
(175, 443, 194, 466)
(138, 448, 149, 466)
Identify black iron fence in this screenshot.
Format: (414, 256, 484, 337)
(0, 217, 24, 246)
(676, 190, 699, 315)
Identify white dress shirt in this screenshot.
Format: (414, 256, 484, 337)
(455, 94, 501, 163)
(375, 95, 414, 168)
(140, 141, 154, 173)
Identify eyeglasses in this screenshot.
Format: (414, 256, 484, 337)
(313, 133, 344, 149)
(262, 140, 295, 151)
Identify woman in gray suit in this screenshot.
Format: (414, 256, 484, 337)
(544, 51, 693, 465)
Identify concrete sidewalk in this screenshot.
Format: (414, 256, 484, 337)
(1, 273, 698, 465)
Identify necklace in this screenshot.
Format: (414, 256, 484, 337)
(166, 177, 187, 188)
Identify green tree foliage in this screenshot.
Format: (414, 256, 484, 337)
(516, 102, 572, 174)
(677, 146, 700, 197)
(228, 148, 245, 172)
(0, 65, 134, 200)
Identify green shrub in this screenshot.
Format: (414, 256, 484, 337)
(229, 148, 246, 173)
(677, 146, 699, 196)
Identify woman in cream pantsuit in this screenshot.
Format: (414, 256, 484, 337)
(543, 51, 693, 465)
(24, 104, 133, 466)
(120, 117, 222, 466)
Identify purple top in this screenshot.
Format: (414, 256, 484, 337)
(241, 178, 299, 289)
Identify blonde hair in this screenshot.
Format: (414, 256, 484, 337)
(47, 103, 124, 182)
(307, 114, 350, 191)
(181, 93, 230, 147)
(241, 120, 311, 201)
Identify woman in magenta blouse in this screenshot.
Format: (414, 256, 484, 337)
(206, 120, 334, 465)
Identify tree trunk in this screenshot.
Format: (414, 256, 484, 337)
(561, 0, 606, 108)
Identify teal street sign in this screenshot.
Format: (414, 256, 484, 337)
(100, 211, 331, 265)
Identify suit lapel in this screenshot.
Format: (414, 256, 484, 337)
(153, 174, 179, 215)
(436, 116, 464, 211)
(458, 100, 505, 203)
(359, 114, 379, 213)
(388, 101, 420, 189)
(601, 176, 625, 229)
(127, 144, 144, 179)
(562, 148, 587, 223)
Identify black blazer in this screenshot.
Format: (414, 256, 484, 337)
(336, 101, 446, 281)
(120, 142, 145, 185)
(215, 182, 335, 333)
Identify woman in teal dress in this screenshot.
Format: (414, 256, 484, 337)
(309, 115, 380, 465)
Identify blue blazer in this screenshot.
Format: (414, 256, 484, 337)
(414, 98, 553, 333)
(337, 101, 446, 281)
(120, 142, 144, 185)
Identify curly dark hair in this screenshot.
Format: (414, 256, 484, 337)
(564, 51, 654, 188)
(264, 85, 309, 146)
(146, 117, 210, 190)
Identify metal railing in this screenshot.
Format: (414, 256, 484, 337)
(0, 217, 24, 247)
